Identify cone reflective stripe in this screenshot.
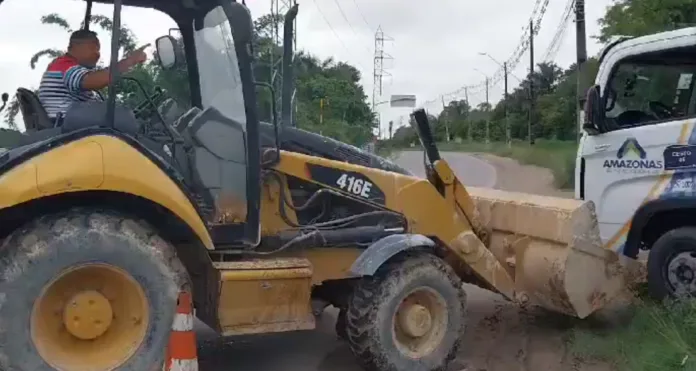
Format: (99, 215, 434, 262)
(163, 292, 198, 371)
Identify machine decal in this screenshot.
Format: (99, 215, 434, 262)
(306, 164, 386, 204)
(663, 144, 696, 171)
(603, 137, 663, 174)
(613, 122, 692, 255)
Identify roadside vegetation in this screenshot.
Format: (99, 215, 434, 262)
(571, 293, 696, 371)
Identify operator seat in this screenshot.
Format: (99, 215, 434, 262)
(16, 88, 53, 131)
(174, 107, 202, 133)
(15, 88, 62, 146)
(182, 107, 248, 222)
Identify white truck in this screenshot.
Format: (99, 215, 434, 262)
(579, 27, 696, 300)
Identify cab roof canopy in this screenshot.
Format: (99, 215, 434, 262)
(0, 0, 236, 20)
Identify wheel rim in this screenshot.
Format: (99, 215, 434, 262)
(666, 250, 696, 297)
(31, 263, 150, 371)
(392, 287, 448, 359)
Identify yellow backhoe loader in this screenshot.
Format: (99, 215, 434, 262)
(0, 0, 628, 370)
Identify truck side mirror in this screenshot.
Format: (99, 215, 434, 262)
(155, 35, 181, 70)
(583, 85, 605, 135)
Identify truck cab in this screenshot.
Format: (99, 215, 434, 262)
(578, 27, 696, 299)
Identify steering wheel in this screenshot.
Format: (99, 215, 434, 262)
(649, 101, 673, 120)
(614, 110, 655, 127)
(132, 86, 165, 120)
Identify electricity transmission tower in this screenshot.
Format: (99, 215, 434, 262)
(372, 26, 392, 136)
(270, 0, 297, 126)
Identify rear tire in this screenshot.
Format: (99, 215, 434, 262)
(344, 252, 466, 371)
(0, 208, 189, 371)
(647, 226, 696, 301)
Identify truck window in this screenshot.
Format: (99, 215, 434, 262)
(604, 61, 696, 129)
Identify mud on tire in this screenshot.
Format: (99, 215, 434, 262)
(345, 251, 467, 371)
(0, 208, 189, 371)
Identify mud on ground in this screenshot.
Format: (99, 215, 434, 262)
(459, 154, 622, 371)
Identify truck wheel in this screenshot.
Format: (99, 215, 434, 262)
(0, 209, 188, 371)
(345, 252, 466, 371)
(648, 226, 696, 301)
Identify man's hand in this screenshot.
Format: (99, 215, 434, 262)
(82, 44, 151, 91)
(124, 44, 150, 67)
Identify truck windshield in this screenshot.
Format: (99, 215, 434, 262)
(606, 61, 696, 125)
(194, 5, 247, 126)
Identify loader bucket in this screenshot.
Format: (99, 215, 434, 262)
(467, 187, 627, 319)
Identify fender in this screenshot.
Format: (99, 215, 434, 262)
(350, 234, 435, 276)
(0, 132, 214, 250)
(624, 197, 696, 258)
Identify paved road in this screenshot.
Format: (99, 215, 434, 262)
(197, 151, 498, 371)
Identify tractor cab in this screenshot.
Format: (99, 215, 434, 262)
(0, 0, 264, 247)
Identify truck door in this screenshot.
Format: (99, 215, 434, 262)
(582, 59, 696, 254)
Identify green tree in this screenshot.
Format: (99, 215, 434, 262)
(252, 18, 375, 146)
(597, 0, 696, 43)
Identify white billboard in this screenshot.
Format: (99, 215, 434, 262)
(390, 95, 416, 108)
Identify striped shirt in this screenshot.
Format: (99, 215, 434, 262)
(38, 55, 100, 119)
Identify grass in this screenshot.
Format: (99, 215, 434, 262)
(402, 139, 579, 189)
(571, 295, 696, 371)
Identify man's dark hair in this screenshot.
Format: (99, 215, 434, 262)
(68, 29, 99, 49)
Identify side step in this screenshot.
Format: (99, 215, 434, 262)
(213, 257, 316, 336)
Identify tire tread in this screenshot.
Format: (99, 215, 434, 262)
(344, 251, 466, 371)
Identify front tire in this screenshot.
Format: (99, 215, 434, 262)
(648, 227, 696, 301)
(0, 209, 188, 371)
(345, 252, 466, 371)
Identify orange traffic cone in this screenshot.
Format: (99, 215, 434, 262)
(163, 291, 199, 371)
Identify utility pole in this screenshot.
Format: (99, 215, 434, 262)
(576, 0, 587, 141)
(528, 19, 535, 145)
(504, 62, 511, 148)
(465, 87, 471, 142)
(441, 96, 450, 142)
(372, 26, 392, 138)
(319, 98, 325, 135)
(485, 77, 490, 145)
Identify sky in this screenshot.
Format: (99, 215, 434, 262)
(0, 0, 614, 134)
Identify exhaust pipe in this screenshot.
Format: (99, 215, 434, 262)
(281, 3, 299, 127)
(0, 93, 8, 113)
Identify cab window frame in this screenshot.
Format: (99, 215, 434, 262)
(601, 45, 696, 133)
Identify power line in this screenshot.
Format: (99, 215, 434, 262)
(420, 0, 552, 107)
(351, 0, 374, 32)
(331, 0, 372, 54)
(542, 0, 575, 62)
(310, 0, 370, 72)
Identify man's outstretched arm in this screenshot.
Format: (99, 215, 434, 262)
(68, 45, 149, 93)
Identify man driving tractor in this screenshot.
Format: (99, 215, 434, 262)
(38, 29, 148, 123)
